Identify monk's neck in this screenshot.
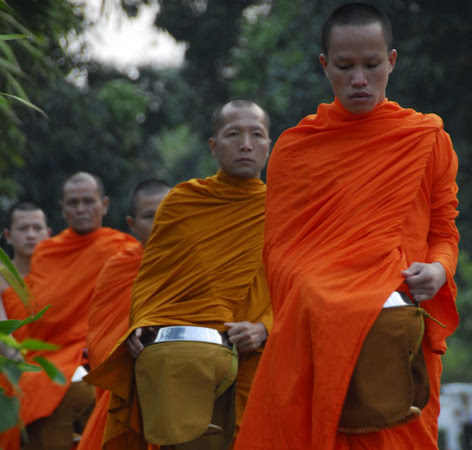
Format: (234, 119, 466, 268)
(12, 255, 31, 277)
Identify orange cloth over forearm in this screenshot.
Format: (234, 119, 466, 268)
(77, 243, 143, 450)
(87, 243, 143, 371)
(86, 171, 273, 449)
(18, 227, 136, 427)
(235, 99, 459, 449)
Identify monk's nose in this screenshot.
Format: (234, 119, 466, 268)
(240, 132, 254, 151)
(351, 68, 367, 86)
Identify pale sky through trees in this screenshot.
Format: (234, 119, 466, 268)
(69, 0, 185, 70)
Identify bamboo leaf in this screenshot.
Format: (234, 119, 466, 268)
(0, 11, 33, 36)
(0, 264, 30, 308)
(0, 40, 17, 62)
(0, 334, 19, 349)
(0, 357, 22, 388)
(0, 356, 42, 374)
(0, 306, 51, 335)
(0, 319, 22, 335)
(0, 93, 46, 117)
(18, 339, 59, 351)
(33, 357, 66, 385)
(0, 34, 26, 41)
(0, 392, 19, 432)
(0, 57, 24, 76)
(0, 247, 23, 285)
(6, 71, 29, 101)
(20, 306, 50, 324)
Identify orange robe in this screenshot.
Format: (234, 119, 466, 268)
(18, 227, 136, 428)
(86, 170, 273, 449)
(235, 99, 459, 449)
(77, 243, 143, 450)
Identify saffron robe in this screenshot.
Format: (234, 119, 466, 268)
(77, 242, 144, 450)
(86, 170, 273, 449)
(18, 227, 136, 427)
(235, 99, 459, 449)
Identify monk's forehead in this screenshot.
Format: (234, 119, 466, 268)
(63, 176, 99, 197)
(219, 104, 268, 130)
(11, 209, 46, 226)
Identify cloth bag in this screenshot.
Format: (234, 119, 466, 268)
(339, 306, 430, 433)
(135, 341, 237, 447)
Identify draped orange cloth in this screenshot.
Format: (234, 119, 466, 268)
(77, 242, 143, 450)
(86, 170, 273, 449)
(235, 99, 459, 449)
(18, 227, 136, 428)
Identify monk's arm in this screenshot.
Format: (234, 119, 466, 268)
(426, 131, 459, 274)
(403, 131, 459, 303)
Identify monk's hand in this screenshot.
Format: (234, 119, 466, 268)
(126, 327, 144, 358)
(401, 262, 446, 302)
(224, 321, 267, 352)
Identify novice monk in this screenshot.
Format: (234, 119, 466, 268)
(77, 179, 170, 450)
(235, 4, 459, 450)
(19, 172, 137, 450)
(0, 202, 50, 450)
(0, 201, 51, 329)
(86, 100, 273, 450)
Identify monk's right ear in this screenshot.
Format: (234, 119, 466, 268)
(208, 138, 217, 158)
(319, 54, 329, 72)
(3, 229, 11, 245)
(126, 216, 136, 236)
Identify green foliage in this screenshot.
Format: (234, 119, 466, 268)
(0, 389, 20, 432)
(0, 0, 81, 205)
(442, 251, 472, 382)
(0, 249, 65, 433)
(33, 356, 66, 385)
(0, 247, 29, 306)
(158, 124, 216, 185)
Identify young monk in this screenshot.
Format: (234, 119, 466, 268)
(0, 202, 50, 449)
(1, 201, 51, 322)
(18, 172, 137, 450)
(235, 3, 459, 449)
(86, 100, 273, 450)
(77, 179, 170, 450)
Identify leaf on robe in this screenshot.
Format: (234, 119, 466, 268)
(33, 356, 66, 385)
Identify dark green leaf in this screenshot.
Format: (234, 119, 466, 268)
(18, 339, 59, 351)
(0, 34, 25, 41)
(1, 358, 22, 388)
(0, 319, 23, 336)
(0, 391, 19, 432)
(33, 357, 66, 385)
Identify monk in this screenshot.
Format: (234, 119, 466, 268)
(86, 99, 273, 450)
(18, 172, 137, 450)
(0, 202, 50, 449)
(77, 179, 170, 450)
(0, 201, 51, 334)
(235, 4, 459, 450)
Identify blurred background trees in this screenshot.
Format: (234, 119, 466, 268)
(1, 0, 471, 379)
